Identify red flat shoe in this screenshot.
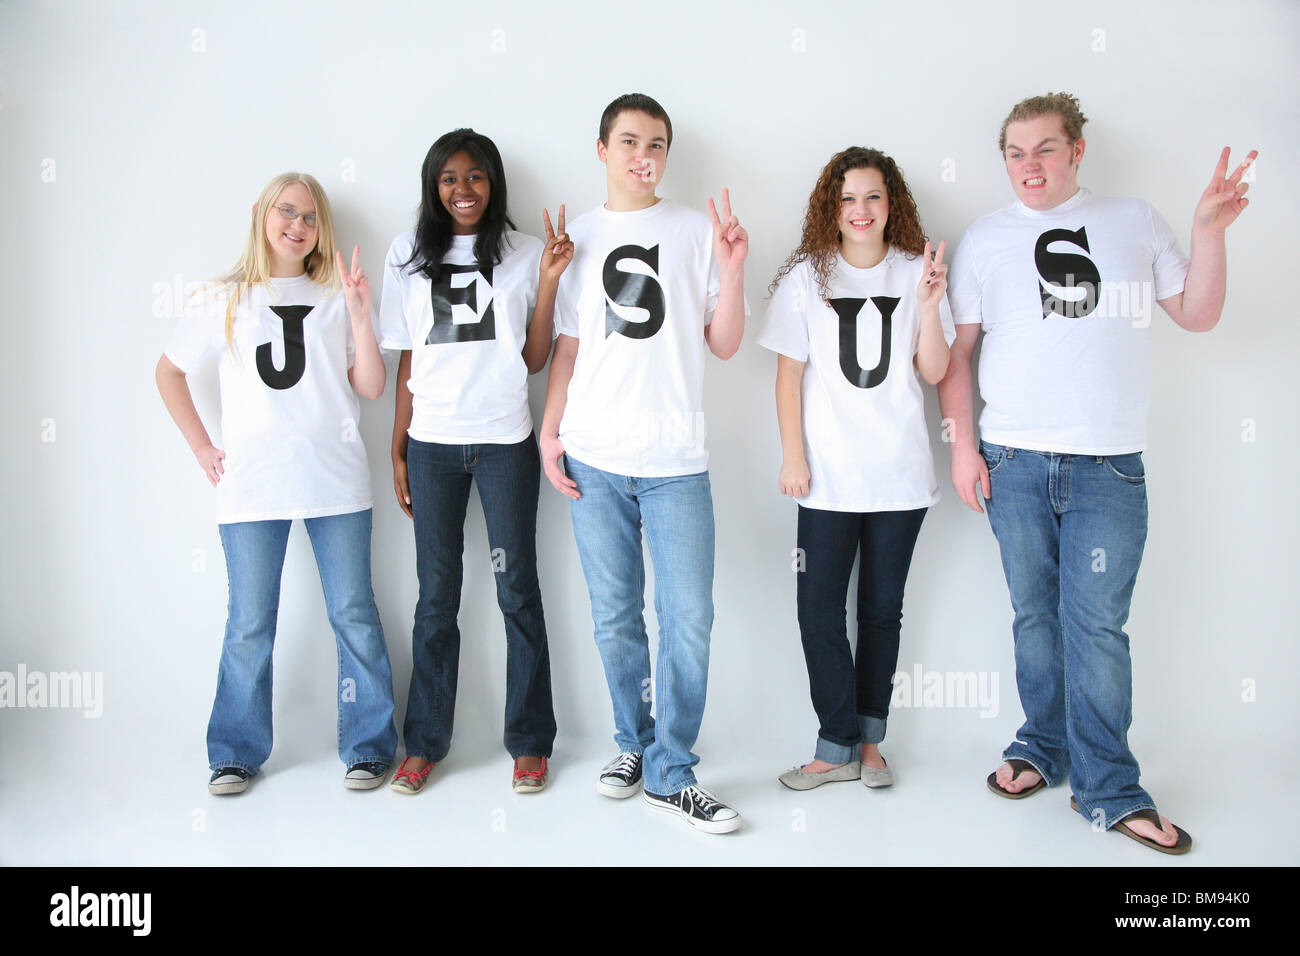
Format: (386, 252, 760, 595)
(512, 757, 548, 794)
(390, 757, 434, 795)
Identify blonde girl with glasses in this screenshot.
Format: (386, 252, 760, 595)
(156, 172, 398, 795)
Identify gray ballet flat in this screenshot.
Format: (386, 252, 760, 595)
(860, 759, 894, 789)
(778, 761, 862, 791)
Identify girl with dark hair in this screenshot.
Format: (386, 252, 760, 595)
(756, 147, 954, 792)
(379, 129, 572, 794)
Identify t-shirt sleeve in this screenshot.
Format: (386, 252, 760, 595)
(947, 231, 983, 326)
(703, 246, 721, 327)
(521, 235, 543, 328)
(754, 268, 810, 362)
(378, 237, 413, 352)
(939, 291, 957, 346)
(553, 262, 580, 338)
(164, 285, 226, 373)
(1148, 203, 1190, 301)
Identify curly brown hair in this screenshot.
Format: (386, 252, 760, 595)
(769, 147, 927, 301)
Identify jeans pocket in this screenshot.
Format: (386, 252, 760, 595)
(979, 441, 1006, 476)
(1103, 453, 1146, 483)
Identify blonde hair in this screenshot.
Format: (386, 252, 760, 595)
(998, 92, 1088, 154)
(217, 172, 341, 346)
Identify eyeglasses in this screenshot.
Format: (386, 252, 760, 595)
(272, 204, 317, 228)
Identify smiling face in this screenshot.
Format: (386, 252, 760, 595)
(598, 110, 669, 205)
(838, 166, 889, 254)
(264, 182, 318, 275)
(1003, 113, 1085, 210)
(438, 150, 491, 235)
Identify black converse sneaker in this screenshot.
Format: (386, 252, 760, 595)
(643, 784, 741, 833)
(597, 752, 644, 798)
(345, 761, 389, 790)
(208, 767, 251, 795)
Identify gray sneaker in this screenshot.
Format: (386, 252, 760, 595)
(778, 761, 862, 791)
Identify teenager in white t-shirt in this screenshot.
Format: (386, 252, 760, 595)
(379, 129, 571, 796)
(540, 94, 748, 833)
(939, 92, 1256, 854)
(156, 172, 398, 795)
(757, 147, 954, 792)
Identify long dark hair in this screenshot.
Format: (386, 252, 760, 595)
(400, 128, 517, 283)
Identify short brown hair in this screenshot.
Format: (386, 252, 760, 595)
(998, 92, 1088, 153)
(599, 93, 673, 151)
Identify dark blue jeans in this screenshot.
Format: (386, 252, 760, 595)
(795, 505, 927, 764)
(402, 434, 556, 761)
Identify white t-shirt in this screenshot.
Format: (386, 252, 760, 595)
(378, 230, 544, 444)
(758, 250, 956, 512)
(165, 275, 374, 524)
(555, 199, 746, 477)
(948, 188, 1190, 454)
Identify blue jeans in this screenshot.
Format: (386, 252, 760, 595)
(402, 435, 556, 761)
(795, 505, 927, 764)
(982, 441, 1156, 828)
(565, 455, 714, 795)
(208, 509, 398, 772)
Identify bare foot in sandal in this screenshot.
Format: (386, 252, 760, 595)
(992, 760, 1042, 795)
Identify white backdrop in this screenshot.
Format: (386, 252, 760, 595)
(1, 0, 1296, 865)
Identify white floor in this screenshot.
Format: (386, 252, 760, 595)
(4, 725, 1293, 866)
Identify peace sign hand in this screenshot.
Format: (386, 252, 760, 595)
(336, 245, 371, 320)
(1194, 147, 1257, 234)
(541, 205, 574, 282)
(707, 187, 748, 273)
(917, 239, 948, 308)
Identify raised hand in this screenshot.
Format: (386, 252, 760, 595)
(336, 245, 371, 319)
(707, 187, 748, 273)
(540, 205, 574, 282)
(1194, 147, 1257, 234)
(917, 239, 948, 308)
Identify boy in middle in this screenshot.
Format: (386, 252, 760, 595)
(540, 93, 748, 834)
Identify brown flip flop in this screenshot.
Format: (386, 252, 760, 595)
(986, 758, 1046, 799)
(1070, 796, 1193, 855)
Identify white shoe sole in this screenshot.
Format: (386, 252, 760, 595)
(208, 779, 249, 796)
(643, 792, 741, 834)
(345, 774, 387, 791)
(597, 777, 644, 799)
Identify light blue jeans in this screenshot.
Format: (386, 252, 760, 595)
(565, 455, 715, 796)
(982, 441, 1157, 829)
(207, 509, 398, 773)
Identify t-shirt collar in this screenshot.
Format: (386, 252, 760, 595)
(1015, 187, 1091, 219)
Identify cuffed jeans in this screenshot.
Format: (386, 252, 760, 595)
(402, 435, 556, 762)
(982, 440, 1157, 829)
(565, 455, 714, 796)
(208, 509, 398, 772)
(796, 504, 927, 764)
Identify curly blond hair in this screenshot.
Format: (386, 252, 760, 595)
(998, 92, 1088, 153)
